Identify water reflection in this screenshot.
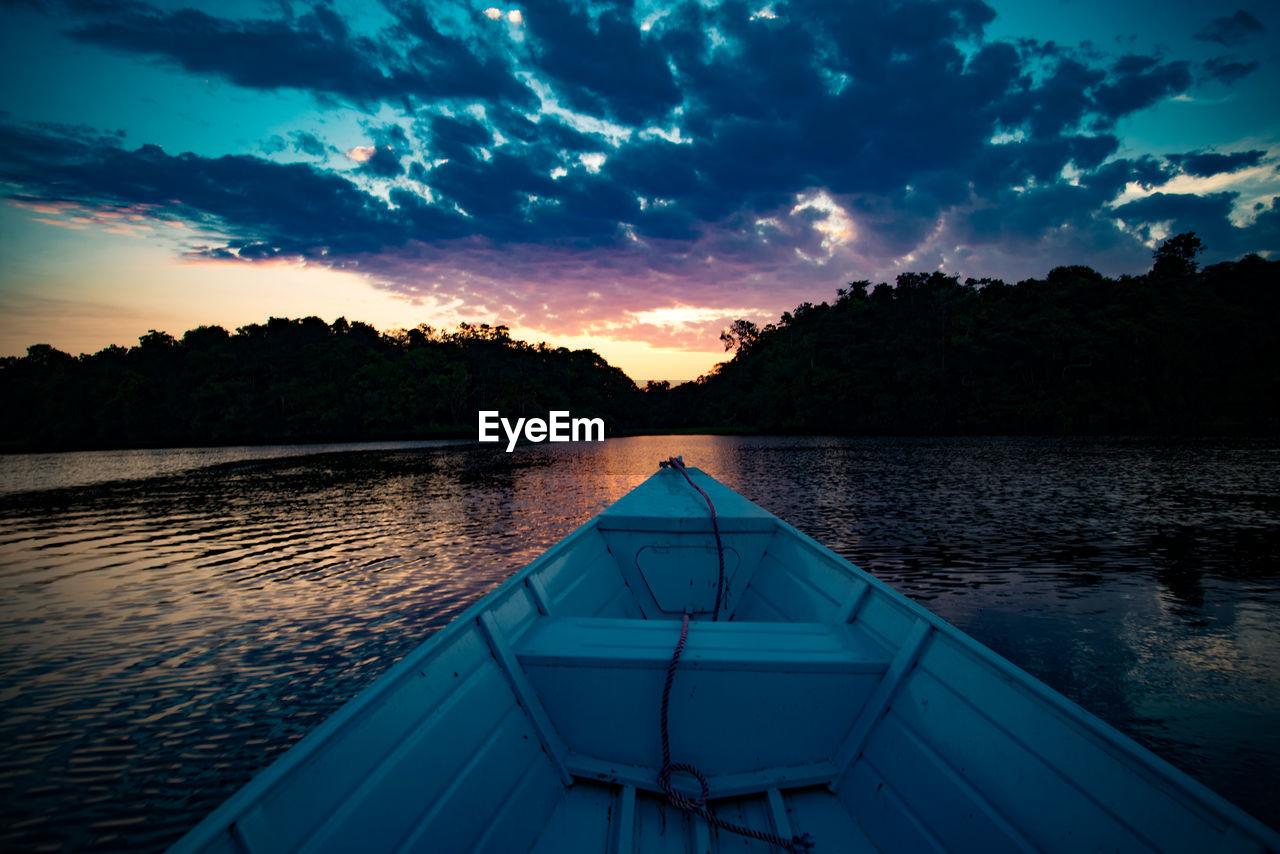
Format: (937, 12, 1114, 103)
(0, 440, 468, 496)
(0, 435, 1277, 850)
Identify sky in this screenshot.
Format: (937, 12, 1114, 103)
(1, 0, 1277, 383)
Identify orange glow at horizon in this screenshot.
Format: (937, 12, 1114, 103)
(503, 326, 726, 385)
(1, 217, 731, 385)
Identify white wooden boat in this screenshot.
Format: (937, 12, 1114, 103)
(170, 463, 1280, 853)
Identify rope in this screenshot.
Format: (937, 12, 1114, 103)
(655, 457, 814, 852)
(658, 614, 814, 852)
(658, 456, 727, 621)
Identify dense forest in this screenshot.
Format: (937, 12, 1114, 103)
(655, 233, 1279, 435)
(2, 234, 1277, 450)
(0, 319, 642, 450)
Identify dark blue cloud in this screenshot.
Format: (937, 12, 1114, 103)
(357, 124, 411, 178)
(358, 146, 403, 178)
(0, 122, 470, 254)
(1194, 10, 1266, 46)
(1080, 156, 1173, 196)
(964, 183, 1105, 244)
(383, 2, 537, 109)
(972, 134, 1120, 196)
(1201, 56, 1260, 86)
(289, 130, 327, 158)
(522, 0, 681, 126)
(1000, 57, 1105, 137)
(427, 150, 561, 234)
(1113, 192, 1280, 259)
(427, 115, 493, 164)
(259, 135, 287, 155)
(1169, 150, 1266, 177)
(1092, 57, 1191, 125)
(66, 2, 535, 109)
(71, 6, 413, 103)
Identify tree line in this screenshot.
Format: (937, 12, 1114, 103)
(0, 319, 642, 450)
(2, 233, 1277, 450)
(651, 234, 1279, 435)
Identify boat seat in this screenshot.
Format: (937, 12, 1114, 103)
(514, 617, 890, 796)
(516, 616, 889, 673)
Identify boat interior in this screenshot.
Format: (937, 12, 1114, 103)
(189, 469, 1276, 854)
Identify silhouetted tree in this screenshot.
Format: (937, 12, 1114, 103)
(719, 319, 760, 354)
(1151, 232, 1203, 279)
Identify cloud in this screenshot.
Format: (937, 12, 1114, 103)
(356, 124, 412, 178)
(3, 0, 1276, 350)
(1194, 10, 1266, 46)
(1092, 56, 1191, 123)
(0, 122, 466, 255)
(1200, 56, 1259, 86)
(66, 2, 535, 109)
(259, 134, 287, 155)
(1113, 191, 1280, 256)
(290, 131, 327, 158)
(522, 0, 681, 126)
(426, 114, 493, 163)
(1168, 150, 1266, 178)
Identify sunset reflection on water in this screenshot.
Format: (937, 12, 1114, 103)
(1, 435, 1277, 849)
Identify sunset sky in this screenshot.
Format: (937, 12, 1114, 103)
(1, 0, 1277, 383)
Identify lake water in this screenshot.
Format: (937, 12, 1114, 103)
(1, 435, 1278, 850)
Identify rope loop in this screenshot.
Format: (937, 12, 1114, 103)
(657, 761, 710, 811)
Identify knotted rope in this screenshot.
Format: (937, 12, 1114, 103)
(655, 457, 814, 852)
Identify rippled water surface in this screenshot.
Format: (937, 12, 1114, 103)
(1, 435, 1278, 849)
